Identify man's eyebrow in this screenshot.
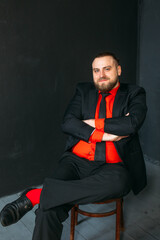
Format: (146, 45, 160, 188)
(92, 67, 99, 70)
(103, 65, 112, 68)
(92, 65, 112, 70)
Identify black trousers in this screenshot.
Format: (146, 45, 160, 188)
(32, 152, 131, 240)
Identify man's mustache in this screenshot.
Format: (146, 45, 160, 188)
(98, 77, 110, 81)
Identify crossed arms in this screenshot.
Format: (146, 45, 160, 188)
(62, 84, 147, 143)
(83, 114, 129, 142)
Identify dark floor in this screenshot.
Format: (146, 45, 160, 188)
(0, 160, 160, 240)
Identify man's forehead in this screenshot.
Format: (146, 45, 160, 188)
(92, 56, 115, 68)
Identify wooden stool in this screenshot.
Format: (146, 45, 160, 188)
(70, 198, 124, 240)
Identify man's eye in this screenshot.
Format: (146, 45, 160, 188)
(105, 68, 110, 71)
(94, 69, 99, 73)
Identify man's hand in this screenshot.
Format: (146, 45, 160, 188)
(83, 119, 95, 128)
(102, 133, 129, 142)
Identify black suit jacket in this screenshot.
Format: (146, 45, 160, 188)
(62, 82, 147, 194)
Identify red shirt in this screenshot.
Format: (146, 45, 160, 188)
(72, 83, 122, 163)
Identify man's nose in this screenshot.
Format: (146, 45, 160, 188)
(100, 70, 105, 77)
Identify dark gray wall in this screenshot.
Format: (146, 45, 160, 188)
(138, 0, 160, 165)
(0, 0, 138, 196)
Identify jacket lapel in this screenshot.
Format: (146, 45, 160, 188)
(112, 84, 128, 117)
(89, 87, 99, 117)
(83, 84, 99, 118)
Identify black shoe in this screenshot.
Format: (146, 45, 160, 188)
(0, 188, 34, 227)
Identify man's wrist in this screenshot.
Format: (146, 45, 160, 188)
(102, 132, 109, 141)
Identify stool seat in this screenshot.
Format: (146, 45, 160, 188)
(70, 198, 124, 240)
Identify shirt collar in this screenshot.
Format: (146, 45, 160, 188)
(109, 82, 120, 96)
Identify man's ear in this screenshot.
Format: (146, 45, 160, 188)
(117, 65, 122, 76)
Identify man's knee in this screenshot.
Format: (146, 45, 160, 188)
(99, 165, 131, 197)
(52, 157, 80, 180)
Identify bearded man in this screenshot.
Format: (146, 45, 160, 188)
(0, 52, 147, 240)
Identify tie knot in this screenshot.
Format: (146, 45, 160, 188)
(100, 92, 110, 99)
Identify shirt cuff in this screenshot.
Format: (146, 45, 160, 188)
(89, 129, 104, 143)
(95, 118, 105, 131)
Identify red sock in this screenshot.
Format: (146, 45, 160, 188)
(26, 189, 42, 206)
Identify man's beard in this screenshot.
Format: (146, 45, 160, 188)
(94, 77, 119, 92)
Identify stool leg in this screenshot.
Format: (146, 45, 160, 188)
(75, 205, 78, 226)
(116, 199, 121, 240)
(70, 207, 76, 240)
(120, 199, 125, 231)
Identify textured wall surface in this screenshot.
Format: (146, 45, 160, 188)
(138, 0, 160, 165)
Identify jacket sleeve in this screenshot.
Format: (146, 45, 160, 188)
(61, 86, 95, 142)
(104, 87, 147, 136)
